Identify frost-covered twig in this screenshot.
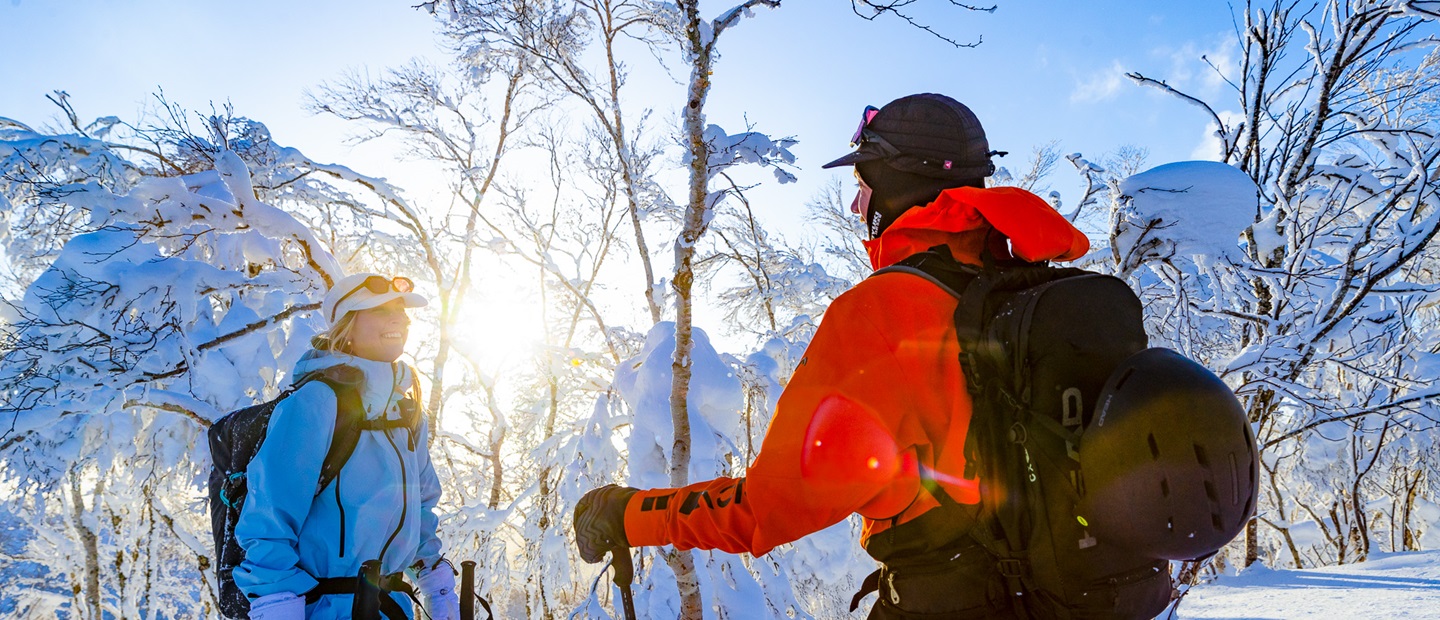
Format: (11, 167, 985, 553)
(1127, 72, 1240, 162)
(1263, 387, 1440, 448)
(850, 0, 993, 48)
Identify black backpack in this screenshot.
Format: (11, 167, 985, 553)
(207, 366, 369, 619)
(871, 247, 1255, 619)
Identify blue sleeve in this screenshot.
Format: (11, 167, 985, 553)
(413, 421, 445, 568)
(231, 382, 336, 598)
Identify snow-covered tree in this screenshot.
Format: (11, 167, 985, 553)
(0, 94, 458, 617)
(1114, 0, 1440, 576)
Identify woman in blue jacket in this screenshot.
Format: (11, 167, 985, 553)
(235, 273, 457, 620)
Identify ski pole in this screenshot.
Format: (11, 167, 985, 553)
(353, 559, 383, 620)
(612, 547, 637, 620)
(461, 560, 476, 620)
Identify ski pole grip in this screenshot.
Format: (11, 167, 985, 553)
(461, 560, 476, 620)
(611, 546, 634, 587)
(612, 547, 637, 620)
(353, 559, 382, 620)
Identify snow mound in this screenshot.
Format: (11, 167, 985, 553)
(1180, 551, 1440, 619)
(613, 322, 743, 489)
(1117, 161, 1261, 263)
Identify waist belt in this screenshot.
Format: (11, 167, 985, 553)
(306, 572, 419, 620)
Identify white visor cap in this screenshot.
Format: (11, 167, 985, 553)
(322, 272, 428, 325)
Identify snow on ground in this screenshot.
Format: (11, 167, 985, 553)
(1178, 551, 1440, 619)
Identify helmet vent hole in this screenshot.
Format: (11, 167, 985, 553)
(1193, 444, 1210, 467)
(1160, 478, 1170, 498)
(1229, 453, 1240, 505)
(1204, 480, 1218, 503)
(1147, 434, 1160, 460)
(1211, 513, 1224, 532)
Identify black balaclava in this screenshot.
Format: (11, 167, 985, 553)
(856, 160, 983, 239)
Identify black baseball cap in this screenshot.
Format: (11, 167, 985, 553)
(822, 93, 1000, 180)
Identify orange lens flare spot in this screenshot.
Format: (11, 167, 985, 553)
(801, 395, 904, 486)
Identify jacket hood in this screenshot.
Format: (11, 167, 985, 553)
(293, 349, 415, 419)
(863, 186, 1090, 270)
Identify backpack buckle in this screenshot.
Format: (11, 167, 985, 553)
(885, 569, 900, 605)
(1008, 422, 1028, 445)
(997, 559, 1027, 597)
(997, 559, 1024, 577)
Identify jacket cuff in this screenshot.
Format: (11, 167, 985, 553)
(624, 488, 676, 548)
(238, 569, 318, 602)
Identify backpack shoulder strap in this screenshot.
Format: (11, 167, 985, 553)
(309, 374, 365, 497)
(870, 245, 980, 300)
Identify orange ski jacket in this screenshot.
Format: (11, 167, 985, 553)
(624, 186, 1090, 558)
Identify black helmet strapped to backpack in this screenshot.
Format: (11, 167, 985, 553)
(864, 253, 1256, 619)
(1077, 347, 1259, 561)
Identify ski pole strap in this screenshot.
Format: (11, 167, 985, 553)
(469, 588, 494, 620)
(307, 572, 419, 620)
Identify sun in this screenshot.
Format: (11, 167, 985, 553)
(451, 279, 545, 375)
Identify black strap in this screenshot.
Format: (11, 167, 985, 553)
(873, 247, 979, 298)
(850, 568, 882, 612)
(469, 587, 495, 620)
(306, 572, 418, 620)
(307, 369, 425, 496)
(872, 247, 1036, 619)
(308, 374, 366, 497)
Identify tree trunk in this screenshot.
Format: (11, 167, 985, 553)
(1245, 516, 1259, 567)
(1331, 501, 1348, 564)
(661, 2, 720, 618)
(664, 548, 703, 619)
(69, 467, 102, 620)
(603, 27, 662, 326)
(428, 314, 451, 440)
(488, 429, 506, 510)
(1402, 469, 1422, 551)
(432, 61, 525, 440)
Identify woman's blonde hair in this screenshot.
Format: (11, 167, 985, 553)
(310, 311, 359, 354)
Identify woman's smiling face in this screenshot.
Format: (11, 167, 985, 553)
(346, 298, 411, 362)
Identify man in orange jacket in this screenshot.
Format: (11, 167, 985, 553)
(574, 93, 1091, 618)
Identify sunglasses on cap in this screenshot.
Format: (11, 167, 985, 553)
(849, 106, 880, 145)
(333, 275, 415, 315)
(849, 105, 903, 159)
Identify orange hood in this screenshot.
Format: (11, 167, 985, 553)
(863, 186, 1091, 270)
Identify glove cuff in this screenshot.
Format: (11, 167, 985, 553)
(417, 558, 457, 596)
(248, 592, 304, 620)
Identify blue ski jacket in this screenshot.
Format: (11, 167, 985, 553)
(233, 350, 444, 618)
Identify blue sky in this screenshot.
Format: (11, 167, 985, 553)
(0, 0, 1240, 238)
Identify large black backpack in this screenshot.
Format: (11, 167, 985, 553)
(872, 247, 1255, 620)
(207, 367, 367, 619)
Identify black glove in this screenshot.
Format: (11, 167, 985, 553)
(574, 484, 638, 563)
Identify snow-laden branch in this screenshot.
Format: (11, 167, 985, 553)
(1127, 72, 1241, 163)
